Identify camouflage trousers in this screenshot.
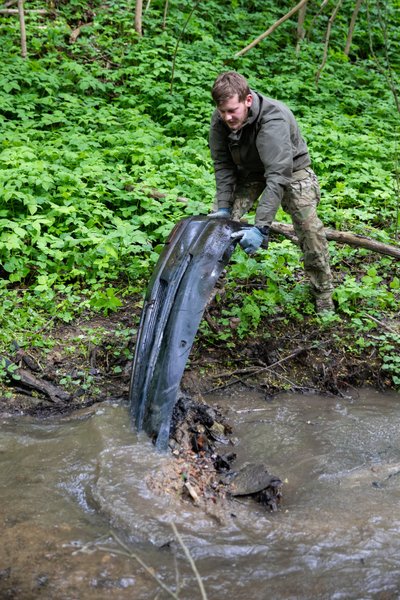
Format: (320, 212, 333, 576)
(226, 168, 333, 297)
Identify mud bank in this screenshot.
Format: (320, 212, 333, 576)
(0, 299, 396, 418)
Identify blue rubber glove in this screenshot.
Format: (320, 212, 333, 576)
(209, 207, 231, 218)
(231, 226, 269, 255)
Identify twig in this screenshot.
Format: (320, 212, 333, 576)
(305, 0, 330, 42)
(363, 314, 399, 335)
(205, 376, 252, 393)
(210, 365, 261, 379)
(260, 368, 301, 390)
(170, 0, 201, 94)
(97, 547, 179, 599)
(205, 347, 309, 393)
(234, 407, 272, 413)
(76, 528, 207, 600)
(171, 523, 208, 600)
(236, 347, 307, 376)
(30, 314, 57, 336)
(108, 532, 180, 599)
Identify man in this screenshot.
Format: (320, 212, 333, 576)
(209, 71, 334, 313)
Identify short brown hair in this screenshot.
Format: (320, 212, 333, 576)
(211, 71, 251, 106)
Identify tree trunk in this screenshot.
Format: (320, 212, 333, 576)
(135, 0, 143, 36)
(296, 0, 308, 53)
(315, 0, 343, 83)
(344, 0, 363, 56)
(162, 0, 169, 29)
(17, 0, 27, 58)
(270, 221, 400, 259)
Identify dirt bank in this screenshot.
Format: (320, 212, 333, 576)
(0, 295, 394, 419)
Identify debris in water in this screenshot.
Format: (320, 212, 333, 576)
(146, 395, 283, 516)
(221, 463, 283, 512)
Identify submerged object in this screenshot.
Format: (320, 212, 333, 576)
(221, 463, 283, 511)
(129, 215, 243, 451)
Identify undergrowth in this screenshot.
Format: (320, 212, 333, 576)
(0, 0, 399, 388)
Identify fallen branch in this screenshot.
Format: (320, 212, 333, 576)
(235, 0, 309, 58)
(0, 7, 49, 12)
(270, 221, 400, 259)
(69, 21, 93, 43)
(1, 355, 71, 403)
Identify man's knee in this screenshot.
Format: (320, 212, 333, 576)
(304, 248, 330, 270)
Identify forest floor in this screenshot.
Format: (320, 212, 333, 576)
(0, 294, 395, 419)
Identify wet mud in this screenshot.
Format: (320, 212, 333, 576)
(0, 299, 392, 420)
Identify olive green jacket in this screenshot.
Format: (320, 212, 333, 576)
(209, 90, 311, 227)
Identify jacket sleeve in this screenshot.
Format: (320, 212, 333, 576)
(209, 116, 238, 209)
(254, 115, 294, 227)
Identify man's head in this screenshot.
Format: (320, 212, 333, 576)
(211, 71, 253, 131)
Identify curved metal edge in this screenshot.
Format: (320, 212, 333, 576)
(129, 215, 243, 451)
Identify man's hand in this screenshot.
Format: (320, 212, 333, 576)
(231, 226, 269, 254)
(208, 208, 231, 218)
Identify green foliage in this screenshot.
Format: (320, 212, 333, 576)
(216, 242, 314, 340)
(349, 326, 400, 386)
(0, 0, 399, 386)
(0, 357, 20, 385)
(334, 269, 397, 315)
(380, 334, 400, 385)
(90, 287, 123, 315)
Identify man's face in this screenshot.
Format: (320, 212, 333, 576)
(217, 93, 253, 131)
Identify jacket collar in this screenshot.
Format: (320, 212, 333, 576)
(246, 90, 260, 126)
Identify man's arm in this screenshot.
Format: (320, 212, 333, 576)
(254, 116, 294, 228)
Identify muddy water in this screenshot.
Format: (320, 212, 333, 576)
(1, 389, 400, 599)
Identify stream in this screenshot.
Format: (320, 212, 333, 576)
(1, 387, 400, 599)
